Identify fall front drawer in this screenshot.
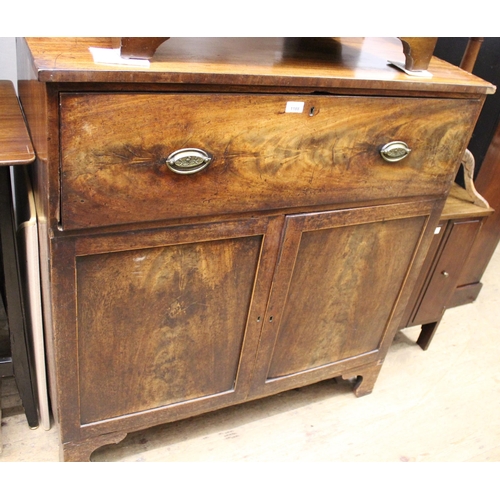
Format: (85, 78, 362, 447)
(59, 93, 480, 230)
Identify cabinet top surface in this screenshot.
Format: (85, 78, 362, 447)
(22, 37, 495, 95)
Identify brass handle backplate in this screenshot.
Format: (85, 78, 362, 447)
(166, 148, 213, 175)
(380, 141, 412, 162)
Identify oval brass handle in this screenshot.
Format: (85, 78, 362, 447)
(380, 141, 412, 162)
(166, 148, 213, 175)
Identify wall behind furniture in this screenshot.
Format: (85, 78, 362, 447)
(0, 38, 17, 90)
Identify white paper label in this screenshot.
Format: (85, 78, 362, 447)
(89, 47, 151, 68)
(285, 102, 305, 113)
(434, 226, 442, 235)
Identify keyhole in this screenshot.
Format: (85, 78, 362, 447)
(309, 107, 315, 117)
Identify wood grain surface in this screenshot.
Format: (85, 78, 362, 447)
(76, 235, 262, 423)
(47, 215, 285, 441)
(21, 38, 495, 96)
(60, 92, 480, 229)
(440, 183, 494, 220)
(267, 215, 426, 378)
(0, 81, 35, 166)
(248, 199, 437, 399)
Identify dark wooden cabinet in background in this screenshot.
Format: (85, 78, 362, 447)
(401, 184, 494, 349)
(16, 37, 494, 461)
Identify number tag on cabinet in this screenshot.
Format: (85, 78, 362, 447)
(285, 102, 305, 113)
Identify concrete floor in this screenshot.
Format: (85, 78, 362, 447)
(1, 245, 499, 464)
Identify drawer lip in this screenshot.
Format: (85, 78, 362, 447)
(59, 92, 480, 231)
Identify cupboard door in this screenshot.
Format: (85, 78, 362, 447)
(250, 201, 434, 397)
(411, 218, 483, 326)
(51, 217, 281, 439)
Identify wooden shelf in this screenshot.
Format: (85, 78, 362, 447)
(441, 183, 494, 220)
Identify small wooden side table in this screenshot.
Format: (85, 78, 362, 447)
(0, 80, 37, 429)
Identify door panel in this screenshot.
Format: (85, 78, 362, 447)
(51, 217, 282, 431)
(77, 236, 261, 424)
(411, 218, 483, 325)
(250, 201, 433, 396)
(268, 217, 426, 378)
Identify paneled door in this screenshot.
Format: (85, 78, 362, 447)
(49, 216, 282, 441)
(249, 200, 435, 398)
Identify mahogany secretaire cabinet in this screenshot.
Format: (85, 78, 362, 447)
(16, 37, 495, 461)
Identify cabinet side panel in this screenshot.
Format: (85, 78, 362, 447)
(76, 235, 262, 424)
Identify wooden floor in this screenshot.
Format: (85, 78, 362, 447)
(1, 245, 499, 463)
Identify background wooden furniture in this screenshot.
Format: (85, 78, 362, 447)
(400, 181, 493, 349)
(0, 80, 37, 429)
(399, 38, 496, 349)
(463, 122, 500, 289)
(433, 37, 500, 308)
(16, 37, 494, 461)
